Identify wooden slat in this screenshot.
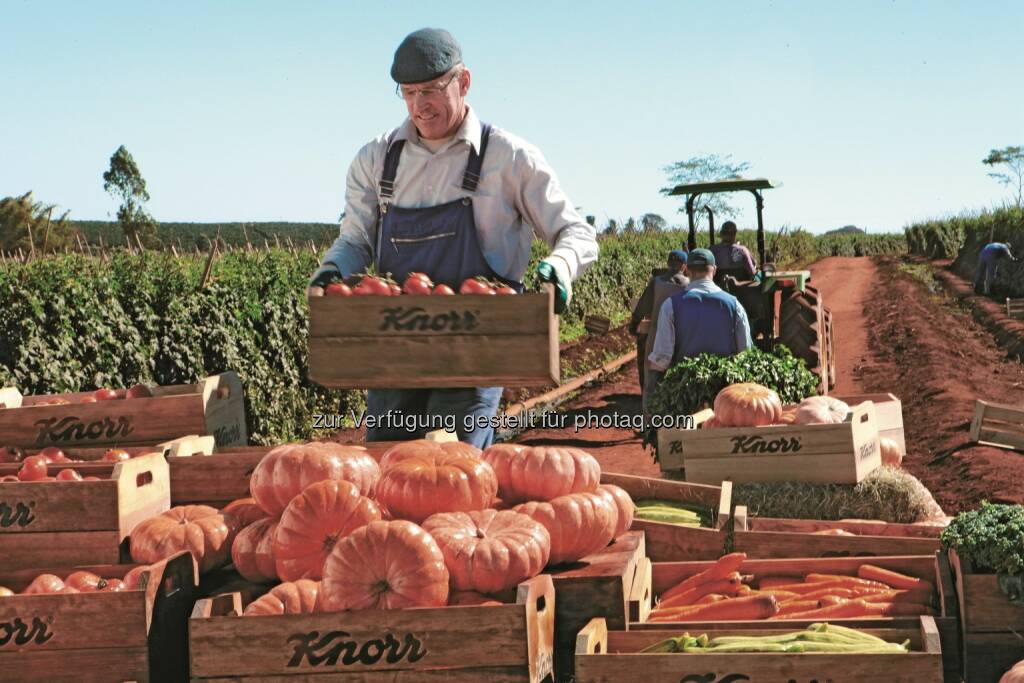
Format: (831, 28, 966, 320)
(599, 472, 721, 511)
(976, 399, 1024, 424)
(732, 527, 941, 558)
(748, 516, 942, 539)
(195, 668, 535, 682)
(0, 480, 119, 533)
(200, 372, 248, 447)
(309, 335, 558, 388)
(0, 591, 146, 650)
(0, 646, 150, 682)
(951, 548, 1024, 633)
(0, 530, 123, 569)
(964, 632, 1024, 683)
(833, 392, 905, 453)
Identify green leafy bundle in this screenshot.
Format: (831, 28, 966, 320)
(941, 502, 1024, 600)
(647, 345, 818, 417)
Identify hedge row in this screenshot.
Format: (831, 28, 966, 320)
(0, 229, 905, 443)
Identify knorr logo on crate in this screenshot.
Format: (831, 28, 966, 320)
(678, 674, 751, 683)
(286, 630, 427, 668)
(378, 305, 480, 333)
(33, 415, 135, 445)
(728, 435, 802, 454)
(0, 616, 54, 647)
(0, 500, 36, 528)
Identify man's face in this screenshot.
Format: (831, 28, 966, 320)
(400, 67, 471, 140)
(720, 228, 737, 246)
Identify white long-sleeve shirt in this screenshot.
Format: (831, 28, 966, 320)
(318, 106, 598, 283)
(647, 278, 753, 371)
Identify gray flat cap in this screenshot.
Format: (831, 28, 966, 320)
(391, 28, 462, 84)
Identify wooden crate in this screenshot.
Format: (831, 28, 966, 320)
(574, 616, 944, 683)
(1007, 297, 1024, 319)
(0, 452, 170, 569)
(631, 553, 962, 683)
(969, 399, 1024, 451)
(548, 530, 646, 683)
(188, 574, 555, 681)
(0, 372, 247, 449)
(583, 315, 612, 335)
(0, 551, 199, 683)
(964, 632, 1024, 682)
(308, 285, 559, 388)
(833, 391, 906, 454)
(950, 547, 1024, 633)
(731, 504, 943, 558)
(601, 472, 729, 561)
(657, 400, 882, 485)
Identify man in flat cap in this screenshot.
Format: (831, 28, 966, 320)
(308, 28, 598, 447)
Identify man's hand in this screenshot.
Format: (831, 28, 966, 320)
(536, 256, 572, 314)
(307, 266, 340, 298)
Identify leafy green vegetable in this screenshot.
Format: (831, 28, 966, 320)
(941, 502, 1024, 600)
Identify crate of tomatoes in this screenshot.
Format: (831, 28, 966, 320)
(308, 272, 559, 388)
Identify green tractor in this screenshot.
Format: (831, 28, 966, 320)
(669, 178, 836, 393)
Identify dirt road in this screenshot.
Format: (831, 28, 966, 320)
(806, 257, 875, 393)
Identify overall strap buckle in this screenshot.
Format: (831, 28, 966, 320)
(461, 123, 492, 192)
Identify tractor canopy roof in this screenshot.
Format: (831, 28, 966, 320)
(668, 178, 779, 196)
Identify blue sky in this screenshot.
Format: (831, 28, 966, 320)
(2, 1, 1022, 233)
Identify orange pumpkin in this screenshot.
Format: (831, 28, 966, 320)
(597, 484, 634, 538)
(250, 442, 381, 517)
(422, 509, 550, 594)
(879, 437, 904, 467)
(375, 444, 497, 524)
(713, 383, 783, 427)
(379, 439, 482, 471)
(273, 480, 382, 581)
(513, 491, 617, 565)
(702, 414, 722, 429)
(320, 520, 450, 611)
(777, 405, 799, 425)
(792, 396, 850, 425)
(222, 497, 271, 527)
(449, 590, 502, 606)
(231, 517, 278, 583)
(242, 579, 320, 616)
(129, 505, 241, 574)
(480, 444, 601, 504)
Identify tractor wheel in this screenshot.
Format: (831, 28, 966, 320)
(778, 285, 829, 394)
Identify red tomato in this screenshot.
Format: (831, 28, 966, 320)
(402, 276, 434, 295)
(79, 395, 97, 403)
(100, 578, 126, 592)
(389, 283, 402, 296)
(57, 586, 80, 594)
(56, 469, 83, 482)
(114, 388, 127, 399)
(65, 571, 105, 592)
(82, 476, 101, 481)
(38, 447, 66, 463)
(125, 384, 152, 399)
(24, 574, 65, 594)
(93, 388, 119, 401)
(432, 284, 455, 295)
(122, 565, 150, 590)
(460, 278, 496, 295)
(102, 449, 132, 462)
(324, 282, 353, 297)
(0, 446, 25, 464)
(353, 276, 392, 296)
(495, 286, 517, 295)
(17, 455, 48, 481)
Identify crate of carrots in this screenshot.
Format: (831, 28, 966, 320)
(631, 551, 961, 682)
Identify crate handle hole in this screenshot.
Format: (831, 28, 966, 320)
(860, 412, 869, 423)
(535, 595, 547, 613)
(136, 471, 154, 488)
(593, 641, 602, 654)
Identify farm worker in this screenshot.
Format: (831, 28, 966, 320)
(709, 220, 757, 280)
(629, 250, 690, 389)
(307, 28, 598, 448)
(644, 249, 753, 413)
(974, 242, 1016, 295)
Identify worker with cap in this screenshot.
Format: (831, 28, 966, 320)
(307, 28, 598, 448)
(644, 248, 753, 411)
(709, 220, 757, 280)
(974, 241, 1017, 295)
(629, 250, 689, 389)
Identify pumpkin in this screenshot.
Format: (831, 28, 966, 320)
(222, 497, 271, 527)
(999, 659, 1024, 683)
(449, 590, 502, 606)
(320, 520, 450, 611)
(480, 444, 601, 503)
(379, 439, 482, 471)
(513, 491, 617, 565)
(597, 484, 634, 537)
(23, 574, 65, 594)
(231, 517, 278, 583)
(122, 565, 150, 590)
(129, 505, 241, 574)
(273, 480, 382, 581)
(242, 579, 320, 616)
(879, 437, 904, 467)
(702, 415, 722, 429)
(250, 442, 381, 517)
(792, 396, 850, 425)
(422, 509, 551, 594)
(777, 405, 799, 425)
(713, 383, 783, 427)
(375, 444, 497, 523)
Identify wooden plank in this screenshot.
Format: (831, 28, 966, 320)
(833, 392, 905, 453)
(195, 669, 535, 682)
(747, 516, 942, 539)
(732, 526, 941, 558)
(0, 480, 119, 533)
(627, 557, 652, 623)
(0, 646, 151, 682)
(0, 591, 146, 650)
(964, 632, 1024, 683)
(0, 530, 123, 569)
(977, 399, 1024, 425)
(199, 372, 248, 448)
(309, 335, 558, 388)
(950, 548, 1024, 633)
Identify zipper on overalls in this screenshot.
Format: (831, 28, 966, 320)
(389, 231, 456, 253)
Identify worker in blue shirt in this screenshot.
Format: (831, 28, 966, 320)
(974, 242, 1016, 295)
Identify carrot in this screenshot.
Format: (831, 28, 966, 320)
(796, 587, 861, 601)
(860, 589, 934, 606)
(648, 604, 705, 621)
(776, 599, 888, 620)
(773, 599, 822, 615)
(804, 573, 889, 589)
(746, 589, 799, 601)
(818, 595, 847, 607)
(658, 574, 743, 608)
(695, 593, 727, 605)
(874, 602, 938, 617)
(679, 594, 779, 621)
(752, 581, 855, 595)
(758, 576, 803, 589)
(857, 564, 935, 593)
(659, 553, 747, 602)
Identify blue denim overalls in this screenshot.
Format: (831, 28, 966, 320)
(366, 123, 509, 448)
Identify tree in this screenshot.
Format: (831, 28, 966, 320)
(623, 217, 638, 233)
(983, 146, 1024, 208)
(103, 145, 159, 247)
(0, 191, 75, 253)
(659, 154, 751, 228)
(640, 213, 667, 232)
